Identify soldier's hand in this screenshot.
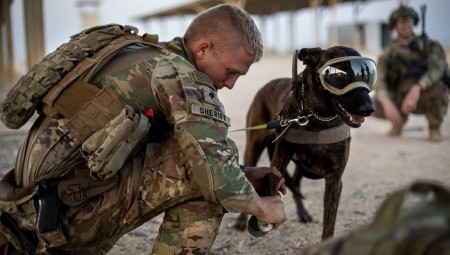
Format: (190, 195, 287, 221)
(245, 195, 286, 228)
(243, 166, 287, 195)
(378, 96, 403, 126)
(401, 85, 421, 113)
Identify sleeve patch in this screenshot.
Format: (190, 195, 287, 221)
(191, 104, 230, 126)
(191, 70, 214, 88)
(203, 87, 222, 107)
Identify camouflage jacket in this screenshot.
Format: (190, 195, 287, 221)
(98, 37, 257, 213)
(375, 34, 447, 96)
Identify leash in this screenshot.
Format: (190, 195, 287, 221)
(229, 115, 311, 132)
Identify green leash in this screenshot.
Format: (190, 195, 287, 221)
(229, 116, 311, 132)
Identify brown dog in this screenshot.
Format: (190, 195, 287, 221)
(234, 46, 376, 240)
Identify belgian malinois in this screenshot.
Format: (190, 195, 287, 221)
(235, 46, 376, 240)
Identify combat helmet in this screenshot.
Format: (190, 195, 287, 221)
(389, 5, 419, 29)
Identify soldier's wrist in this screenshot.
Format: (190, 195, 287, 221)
(415, 83, 424, 93)
(417, 78, 430, 92)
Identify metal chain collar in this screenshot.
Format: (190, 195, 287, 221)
(294, 82, 338, 125)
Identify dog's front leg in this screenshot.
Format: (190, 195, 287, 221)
(268, 140, 293, 196)
(322, 175, 343, 239)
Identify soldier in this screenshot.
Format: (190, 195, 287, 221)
(0, 4, 286, 255)
(373, 5, 449, 141)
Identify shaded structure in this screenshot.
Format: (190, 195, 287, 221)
(135, 0, 376, 53)
(136, 0, 355, 18)
(1, 0, 45, 85)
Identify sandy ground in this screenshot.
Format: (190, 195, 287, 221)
(1, 52, 449, 254)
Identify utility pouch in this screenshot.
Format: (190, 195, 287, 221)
(81, 105, 151, 180)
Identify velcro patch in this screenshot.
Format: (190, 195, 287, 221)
(191, 71, 214, 88)
(203, 87, 221, 107)
(191, 104, 230, 126)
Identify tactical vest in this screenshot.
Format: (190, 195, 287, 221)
(385, 38, 428, 88)
(0, 24, 184, 253)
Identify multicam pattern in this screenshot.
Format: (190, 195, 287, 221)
(374, 36, 449, 128)
(0, 39, 257, 254)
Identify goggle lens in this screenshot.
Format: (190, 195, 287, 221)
(319, 57, 377, 95)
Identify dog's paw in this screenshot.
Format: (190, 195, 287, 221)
(299, 212, 314, 223)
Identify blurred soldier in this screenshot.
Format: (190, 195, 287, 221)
(0, 4, 286, 254)
(373, 5, 449, 141)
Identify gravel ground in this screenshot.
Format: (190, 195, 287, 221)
(1, 54, 449, 254)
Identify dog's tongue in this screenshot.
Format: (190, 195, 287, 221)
(349, 114, 365, 124)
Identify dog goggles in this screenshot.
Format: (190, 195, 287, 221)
(318, 56, 377, 95)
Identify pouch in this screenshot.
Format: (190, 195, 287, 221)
(81, 105, 150, 180)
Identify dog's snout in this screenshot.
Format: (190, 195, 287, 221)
(358, 103, 375, 116)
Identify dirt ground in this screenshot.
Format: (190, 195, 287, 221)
(1, 53, 449, 254)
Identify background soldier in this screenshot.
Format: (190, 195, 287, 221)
(373, 5, 449, 141)
(0, 4, 286, 254)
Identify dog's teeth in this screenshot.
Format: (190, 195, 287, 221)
(350, 115, 365, 124)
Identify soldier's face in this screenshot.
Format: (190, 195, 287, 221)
(395, 17, 414, 38)
(197, 45, 254, 90)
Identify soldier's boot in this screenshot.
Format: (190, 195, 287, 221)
(423, 81, 449, 142)
(427, 115, 444, 142)
(429, 128, 442, 142)
(388, 125, 403, 136)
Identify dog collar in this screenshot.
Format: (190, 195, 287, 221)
(281, 123, 351, 144)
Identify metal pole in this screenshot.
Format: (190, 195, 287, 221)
(24, 0, 45, 69)
(5, 3, 14, 85)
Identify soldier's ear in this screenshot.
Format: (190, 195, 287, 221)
(193, 39, 212, 60)
(298, 47, 323, 68)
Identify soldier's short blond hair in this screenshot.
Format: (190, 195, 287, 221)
(184, 4, 263, 62)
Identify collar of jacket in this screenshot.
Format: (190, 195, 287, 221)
(170, 37, 197, 69)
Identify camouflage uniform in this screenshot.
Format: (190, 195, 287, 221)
(373, 35, 449, 132)
(0, 37, 257, 254)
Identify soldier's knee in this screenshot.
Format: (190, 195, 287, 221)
(152, 200, 224, 254)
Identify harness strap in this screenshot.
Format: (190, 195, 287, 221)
(281, 123, 351, 144)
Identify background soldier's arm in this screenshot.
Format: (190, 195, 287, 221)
(419, 40, 448, 90)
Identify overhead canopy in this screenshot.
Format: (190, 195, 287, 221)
(136, 0, 363, 21)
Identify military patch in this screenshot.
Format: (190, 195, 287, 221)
(203, 87, 222, 107)
(191, 104, 230, 126)
(191, 70, 214, 88)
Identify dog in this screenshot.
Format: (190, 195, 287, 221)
(234, 46, 376, 240)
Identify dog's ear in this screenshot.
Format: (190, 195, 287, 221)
(298, 48, 323, 68)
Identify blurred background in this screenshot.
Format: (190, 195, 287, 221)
(1, 0, 449, 86)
